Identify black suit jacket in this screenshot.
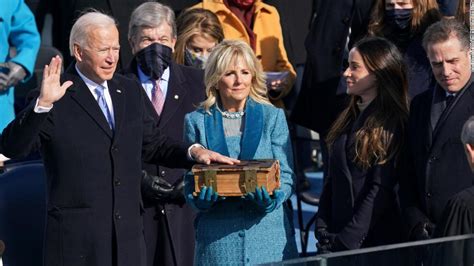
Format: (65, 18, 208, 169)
(0, 65, 192, 266)
(401, 80, 474, 239)
(290, 0, 375, 134)
(122, 60, 205, 266)
(316, 104, 402, 250)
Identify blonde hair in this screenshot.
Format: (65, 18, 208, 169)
(200, 40, 270, 112)
(174, 8, 224, 64)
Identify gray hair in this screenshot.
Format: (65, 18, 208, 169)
(69, 11, 117, 56)
(461, 116, 474, 146)
(128, 2, 177, 42)
(422, 18, 470, 52)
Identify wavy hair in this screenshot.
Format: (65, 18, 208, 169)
(174, 8, 224, 64)
(199, 40, 270, 112)
(326, 37, 409, 169)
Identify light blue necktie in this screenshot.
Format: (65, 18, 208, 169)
(95, 86, 115, 130)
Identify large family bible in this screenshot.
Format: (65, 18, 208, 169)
(192, 159, 281, 197)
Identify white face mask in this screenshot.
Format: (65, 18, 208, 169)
(184, 48, 209, 69)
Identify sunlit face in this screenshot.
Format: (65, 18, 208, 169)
(186, 33, 217, 58)
(217, 57, 252, 112)
(385, 0, 413, 10)
(427, 36, 471, 93)
(343, 48, 378, 103)
(75, 25, 120, 84)
(130, 23, 176, 54)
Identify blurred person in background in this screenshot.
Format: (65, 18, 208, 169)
(192, 0, 296, 109)
(0, 0, 40, 133)
(0, 0, 40, 165)
(368, 0, 441, 98)
(174, 8, 224, 69)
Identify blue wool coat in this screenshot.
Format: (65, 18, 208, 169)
(184, 99, 298, 265)
(0, 0, 40, 131)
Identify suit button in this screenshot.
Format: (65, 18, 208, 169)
(112, 146, 118, 152)
(115, 211, 121, 220)
(426, 192, 432, 198)
(238, 231, 245, 237)
(114, 179, 121, 186)
(343, 16, 350, 24)
(160, 170, 166, 177)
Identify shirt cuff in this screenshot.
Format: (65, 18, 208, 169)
(34, 98, 53, 113)
(187, 143, 205, 161)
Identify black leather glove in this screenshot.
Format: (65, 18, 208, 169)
(168, 179, 186, 206)
(315, 228, 346, 254)
(411, 221, 435, 241)
(141, 170, 174, 202)
(0, 62, 27, 91)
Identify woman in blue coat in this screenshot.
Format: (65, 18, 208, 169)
(0, 0, 40, 132)
(184, 40, 298, 265)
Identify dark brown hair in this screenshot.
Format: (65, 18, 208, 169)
(326, 37, 409, 169)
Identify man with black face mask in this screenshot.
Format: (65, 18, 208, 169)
(122, 2, 206, 266)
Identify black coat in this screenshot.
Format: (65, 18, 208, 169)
(316, 104, 402, 250)
(401, 80, 474, 238)
(122, 60, 205, 266)
(0, 66, 192, 266)
(290, 0, 375, 134)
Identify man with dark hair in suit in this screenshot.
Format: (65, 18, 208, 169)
(401, 19, 474, 241)
(121, 2, 205, 266)
(0, 10, 236, 266)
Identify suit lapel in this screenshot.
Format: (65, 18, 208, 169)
(333, 132, 355, 206)
(239, 98, 263, 160)
(433, 79, 473, 138)
(158, 63, 188, 129)
(65, 70, 114, 138)
(108, 77, 125, 139)
(205, 106, 230, 157)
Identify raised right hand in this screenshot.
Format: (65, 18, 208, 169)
(38, 55, 73, 107)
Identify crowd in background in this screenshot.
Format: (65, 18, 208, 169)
(0, 0, 474, 266)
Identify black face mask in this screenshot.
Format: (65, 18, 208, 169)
(135, 42, 172, 80)
(184, 49, 207, 69)
(385, 9, 412, 30)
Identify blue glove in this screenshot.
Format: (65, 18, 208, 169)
(188, 186, 219, 210)
(245, 186, 284, 213)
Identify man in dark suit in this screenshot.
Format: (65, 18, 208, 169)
(121, 2, 205, 266)
(0, 11, 236, 266)
(401, 19, 474, 241)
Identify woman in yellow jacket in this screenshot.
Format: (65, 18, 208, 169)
(192, 0, 296, 108)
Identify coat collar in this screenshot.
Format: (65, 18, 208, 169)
(204, 97, 263, 159)
(433, 75, 474, 137)
(63, 63, 124, 139)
